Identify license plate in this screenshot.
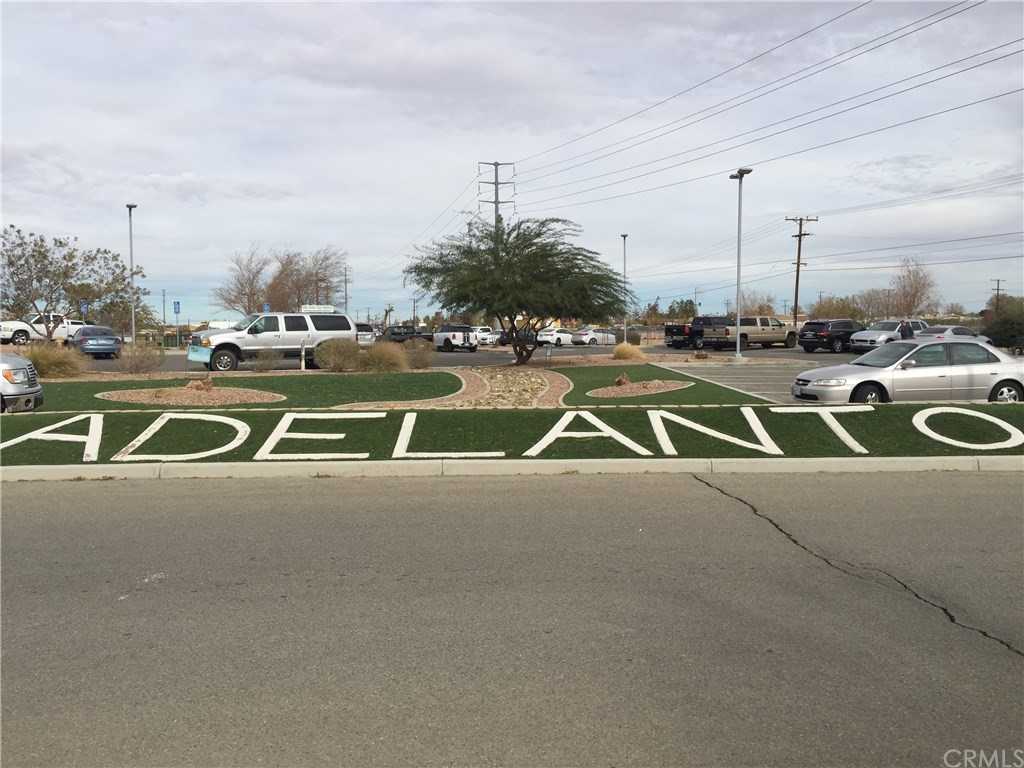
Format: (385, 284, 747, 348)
(187, 345, 212, 364)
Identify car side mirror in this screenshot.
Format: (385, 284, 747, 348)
(900, 359, 917, 370)
(248, 326, 259, 335)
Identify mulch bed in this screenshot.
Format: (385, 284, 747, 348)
(585, 380, 693, 399)
(96, 387, 287, 407)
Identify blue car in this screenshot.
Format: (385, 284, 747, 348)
(68, 325, 122, 359)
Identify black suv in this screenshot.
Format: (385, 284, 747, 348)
(383, 325, 431, 343)
(798, 318, 865, 353)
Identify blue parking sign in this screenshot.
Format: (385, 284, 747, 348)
(263, 303, 271, 313)
(173, 301, 181, 314)
(78, 300, 89, 315)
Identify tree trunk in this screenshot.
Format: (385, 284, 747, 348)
(512, 343, 536, 365)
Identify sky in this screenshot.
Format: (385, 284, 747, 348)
(3, 1, 1022, 324)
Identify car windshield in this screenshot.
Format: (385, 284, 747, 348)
(80, 326, 114, 337)
(232, 314, 258, 331)
(851, 342, 915, 367)
(868, 322, 899, 331)
(918, 326, 949, 335)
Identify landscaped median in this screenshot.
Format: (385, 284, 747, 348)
(1, 404, 1022, 469)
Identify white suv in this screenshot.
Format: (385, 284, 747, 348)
(190, 311, 357, 371)
(434, 324, 478, 352)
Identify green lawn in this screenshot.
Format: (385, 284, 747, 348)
(2, 404, 1020, 465)
(34, 371, 462, 411)
(556, 364, 765, 406)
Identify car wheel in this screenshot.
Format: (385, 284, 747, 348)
(989, 380, 1023, 403)
(739, 336, 748, 351)
(588, 338, 597, 346)
(801, 345, 815, 353)
(831, 338, 844, 353)
(12, 330, 29, 345)
(211, 348, 238, 371)
(784, 333, 796, 348)
(555, 338, 562, 346)
(469, 345, 477, 352)
(852, 383, 884, 404)
(693, 338, 704, 349)
(443, 339, 453, 352)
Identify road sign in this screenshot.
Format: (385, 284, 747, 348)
(78, 300, 90, 316)
(173, 301, 181, 315)
(263, 303, 271, 313)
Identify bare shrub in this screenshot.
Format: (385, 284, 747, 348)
(364, 341, 409, 372)
(613, 342, 646, 361)
(115, 344, 165, 374)
(252, 348, 284, 372)
(314, 339, 362, 372)
(22, 343, 87, 378)
(406, 339, 433, 370)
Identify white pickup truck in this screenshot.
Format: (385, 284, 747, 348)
(1, 313, 89, 345)
(433, 324, 478, 352)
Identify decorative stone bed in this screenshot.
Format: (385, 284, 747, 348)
(96, 386, 286, 407)
(585, 380, 693, 399)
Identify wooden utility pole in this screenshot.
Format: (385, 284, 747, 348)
(786, 216, 817, 327)
(991, 278, 1005, 314)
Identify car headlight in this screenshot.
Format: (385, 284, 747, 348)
(201, 338, 211, 347)
(812, 378, 847, 386)
(2, 368, 29, 384)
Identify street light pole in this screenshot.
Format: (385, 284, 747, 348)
(126, 203, 138, 345)
(728, 168, 752, 358)
(620, 233, 628, 343)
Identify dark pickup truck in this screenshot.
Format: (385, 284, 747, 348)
(664, 317, 728, 349)
(382, 326, 432, 343)
(665, 323, 691, 349)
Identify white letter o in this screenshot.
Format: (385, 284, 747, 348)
(912, 407, 1024, 451)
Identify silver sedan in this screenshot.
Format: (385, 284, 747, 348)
(792, 339, 1024, 404)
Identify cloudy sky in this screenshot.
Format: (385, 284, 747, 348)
(3, 1, 1021, 323)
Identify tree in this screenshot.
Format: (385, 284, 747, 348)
(405, 217, 629, 364)
(1, 224, 146, 340)
(213, 247, 271, 316)
(854, 288, 891, 321)
(985, 293, 1024, 317)
(739, 290, 776, 315)
(666, 298, 696, 320)
(890, 258, 938, 316)
(944, 302, 967, 316)
(809, 295, 865, 322)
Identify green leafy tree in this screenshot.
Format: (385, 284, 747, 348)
(1, 225, 146, 340)
(666, 298, 697, 320)
(405, 217, 630, 364)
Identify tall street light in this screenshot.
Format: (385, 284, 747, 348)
(126, 203, 138, 345)
(728, 168, 752, 358)
(620, 233, 628, 343)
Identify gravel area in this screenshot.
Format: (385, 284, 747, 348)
(95, 386, 287, 406)
(585, 380, 693, 399)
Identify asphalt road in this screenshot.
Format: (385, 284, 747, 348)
(84, 343, 858, 374)
(3, 474, 1021, 767)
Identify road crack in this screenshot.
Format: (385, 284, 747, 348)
(693, 474, 1023, 658)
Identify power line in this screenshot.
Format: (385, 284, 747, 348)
(805, 253, 1022, 270)
(516, 0, 980, 177)
(515, 0, 876, 165)
(516, 88, 1023, 213)
(518, 42, 1021, 194)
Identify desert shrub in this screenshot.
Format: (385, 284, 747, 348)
(252, 348, 284, 372)
(406, 339, 433, 369)
(314, 339, 362, 372)
(612, 342, 646, 361)
(22, 343, 87, 378)
(115, 343, 165, 374)
(363, 341, 409, 372)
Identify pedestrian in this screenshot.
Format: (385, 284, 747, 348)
(899, 320, 913, 340)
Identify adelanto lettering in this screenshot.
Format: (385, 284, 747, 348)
(1, 406, 1022, 463)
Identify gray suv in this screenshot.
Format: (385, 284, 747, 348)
(190, 312, 357, 371)
(0, 352, 43, 412)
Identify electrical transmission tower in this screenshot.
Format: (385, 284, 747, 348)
(786, 216, 817, 327)
(478, 161, 515, 252)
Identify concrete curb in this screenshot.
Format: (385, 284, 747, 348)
(3, 455, 1020, 482)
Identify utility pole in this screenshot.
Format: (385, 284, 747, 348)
(341, 265, 350, 313)
(991, 278, 1005, 314)
(818, 290, 826, 305)
(411, 296, 418, 326)
(621, 234, 628, 342)
(782, 299, 789, 317)
(126, 203, 138, 344)
(786, 215, 816, 328)
(729, 168, 752, 358)
(478, 161, 515, 255)
(384, 303, 394, 327)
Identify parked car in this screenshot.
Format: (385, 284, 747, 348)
(916, 325, 991, 344)
(537, 327, 575, 346)
(382, 325, 432, 344)
(1, 314, 89, 345)
(798, 318, 865, 353)
(791, 339, 1024, 404)
(0, 351, 43, 412)
(190, 311, 357, 371)
(356, 323, 375, 348)
(472, 326, 497, 345)
(571, 327, 616, 346)
(68, 325, 122, 359)
(498, 329, 537, 346)
(700, 316, 796, 350)
(434, 324, 478, 352)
